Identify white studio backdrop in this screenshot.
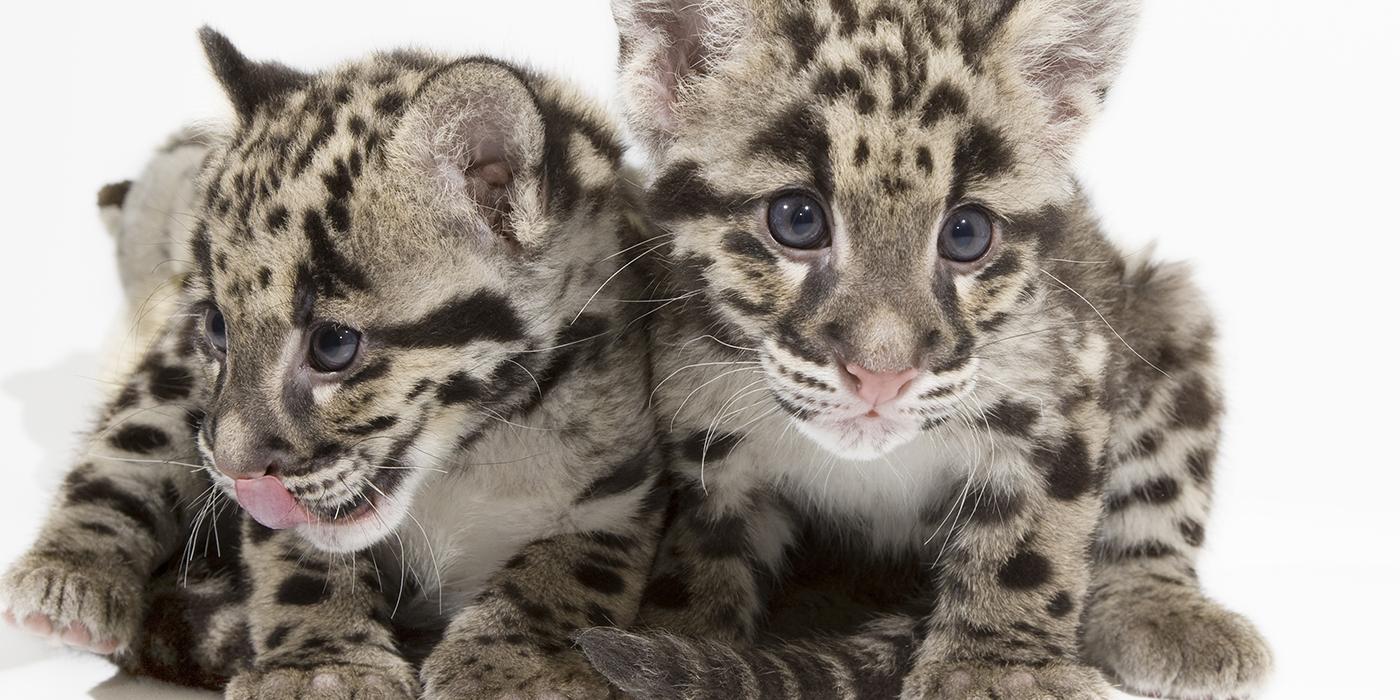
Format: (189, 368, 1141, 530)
(0, 1, 1397, 697)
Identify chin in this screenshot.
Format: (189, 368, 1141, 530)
(298, 497, 407, 553)
(794, 413, 921, 461)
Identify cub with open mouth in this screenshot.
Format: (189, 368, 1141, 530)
(3, 30, 662, 699)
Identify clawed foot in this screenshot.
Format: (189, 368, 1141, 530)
(2, 553, 142, 655)
(903, 661, 1112, 700)
(226, 663, 418, 700)
(1083, 574, 1272, 699)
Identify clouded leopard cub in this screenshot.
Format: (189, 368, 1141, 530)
(2, 30, 662, 698)
(580, 1, 1270, 699)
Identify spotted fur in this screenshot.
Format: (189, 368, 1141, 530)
(4, 30, 664, 699)
(579, 1, 1271, 699)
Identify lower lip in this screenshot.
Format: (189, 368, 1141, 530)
(324, 495, 377, 526)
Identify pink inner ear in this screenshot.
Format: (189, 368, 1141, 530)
(461, 157, 517, 243)
(473, 160, 513, 187)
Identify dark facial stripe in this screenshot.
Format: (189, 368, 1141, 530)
(343, 415, 399, 437)
(647, 160, 744, 223)
(719, 289, 775, 317)
(322, 158, 356, 232)
(959, 0, 1023, 70)
(748, 106, 834, 198)
(266, 205, 289, 234)
(302, 210, 368, 298)
(773, 394, 815, 421)
(437, 372, 486, 405)
(721, 231, 778, 266)
(814, 66, 864, 101)
(786, 9, 824, 67)
(342, 358, 392, 388)
(190, 223, 214, 283)
(921, 80, 968, 128)
(374, 291, 525, 348)
(947, 122, 1014, 208)
(978, 249, 1022, 282)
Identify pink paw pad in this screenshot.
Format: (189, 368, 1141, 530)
(22, 613, 54, 636)
(60, 622, 92, 647)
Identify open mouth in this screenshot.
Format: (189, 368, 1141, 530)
(233, 475, 378, 530)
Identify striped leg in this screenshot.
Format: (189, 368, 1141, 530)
(2, 316, 213, 655)
(1084, 265, 1271, 699)
(421, 498, 663, 700)
(901, 428, 1111, 700)
(225, 520, 415, 700)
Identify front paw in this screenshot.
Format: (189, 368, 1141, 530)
(422, 640, 611, 700)
(1082, 578, 1272, 699)
(903, 661, 1111, 700)
(226, 663, 417, 700)
(1, 551, 143, 655)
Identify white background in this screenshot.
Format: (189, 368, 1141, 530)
(0, 1, 1396, 697)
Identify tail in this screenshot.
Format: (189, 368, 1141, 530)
(576, 615, 918, 700)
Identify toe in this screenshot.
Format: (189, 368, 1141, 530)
(61, 622, 93, 648)
(22, 613, 53, 636)
(997, 670, 1037, 692)
(92, 638, 119, 655)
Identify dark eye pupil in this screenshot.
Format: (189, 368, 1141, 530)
(789, 205, 818, 235)
(939, 207, 994, 262)
(311, 325, 361, 372)
(767, 194, 829, 250)
(206, 310, 228, 352)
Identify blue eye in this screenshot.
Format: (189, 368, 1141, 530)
(309, 324, 361, 373)
(205, 309, 228, 353)
(766, 193, 829, 250)
(939, 206, 995, 263)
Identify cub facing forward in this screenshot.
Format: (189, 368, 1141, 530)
(581, 1, 1270, 699)
(4, 30, 662, 699)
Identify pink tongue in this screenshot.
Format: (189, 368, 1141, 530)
(234, 476, 313, 530)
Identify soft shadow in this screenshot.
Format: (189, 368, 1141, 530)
(0, 624, 59, 671)
(89, 672, 218, 700)
(2, 352, 110, 489)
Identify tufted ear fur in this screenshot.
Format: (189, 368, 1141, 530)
(990, 0, 1140, 157)
(198, 27, 310, 125)
(392, 60, 547, 248)
(612, 0, 750, 155)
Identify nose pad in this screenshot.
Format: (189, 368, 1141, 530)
(215, 453, 285, 482)
(842, 364, 920, 410)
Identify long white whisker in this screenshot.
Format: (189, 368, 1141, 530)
(1039, 268, 1169, 377)
(572, 241, 670, 323)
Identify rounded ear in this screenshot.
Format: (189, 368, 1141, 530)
(989, 0, 1141, 157)
(198, 27, 309, 125)
(391, 60, 547, 248)
(612, 0, 750, 156)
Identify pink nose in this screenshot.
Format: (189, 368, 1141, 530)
(844, 365, 919, 409)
